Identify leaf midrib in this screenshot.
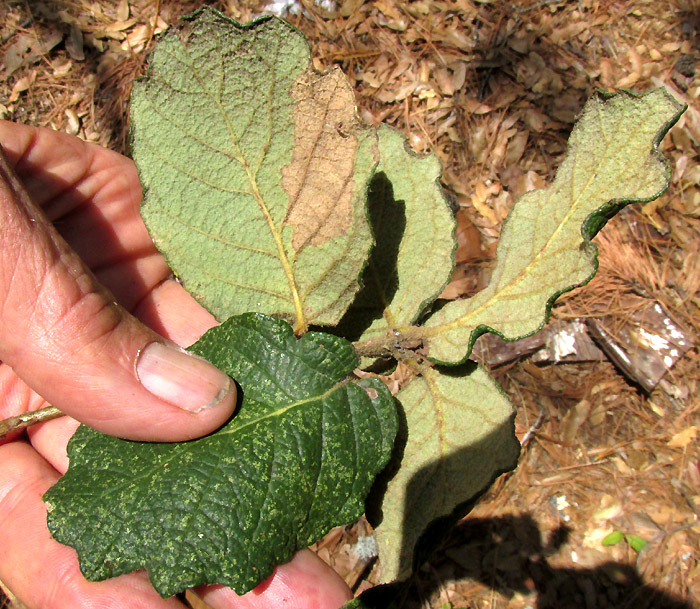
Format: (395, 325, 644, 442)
(417, 103, 638, 341)
(65, 379, 350, 511)
(165, 34, 308, 333)
(219, 379, 350, 438)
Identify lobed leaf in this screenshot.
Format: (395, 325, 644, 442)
(44, 314, 397, 597)
(131, 9, 378, 333)
(372, 366, 519, 582)
(422, 89, 684, 363)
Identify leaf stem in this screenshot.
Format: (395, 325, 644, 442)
(353, 327, 425, 358)
(352, 336, 392, 358)
(0, 406, 64, 439)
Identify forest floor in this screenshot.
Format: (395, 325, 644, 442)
(1, 1, 699, 608)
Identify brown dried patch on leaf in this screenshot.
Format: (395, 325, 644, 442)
(282, 66, 364, 250)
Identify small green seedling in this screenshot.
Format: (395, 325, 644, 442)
(603, 531, 649, 553)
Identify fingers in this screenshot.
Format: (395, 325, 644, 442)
(26, 415, 79, 473)
(192, 550, 353, 609)
(0, 121, 149, 271)
(0, 131, 235, 441)
(134, 278, 220, 347)
(18, 278, 220, 470)
(0, 121, 174, 313)
(0, 441, 188, 609)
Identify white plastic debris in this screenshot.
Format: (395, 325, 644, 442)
(353, 535, 379, 561)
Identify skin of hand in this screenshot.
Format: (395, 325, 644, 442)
(0, 121, 353, 609)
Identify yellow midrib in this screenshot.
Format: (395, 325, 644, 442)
(218, 380, 349, 438)
(245, 172, 308, 334)
(186, 45, 308, 335)
(416, 112, 624, 341)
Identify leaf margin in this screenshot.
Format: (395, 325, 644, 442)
(419, 88, 686, 366)
(43, 313, 399, 598)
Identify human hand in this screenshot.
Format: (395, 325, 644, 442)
(0, 121, 353, 609)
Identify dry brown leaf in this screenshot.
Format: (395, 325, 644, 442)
(470, 181, 501, 226)
(454, 208, 482, 265)
(7, 72, 35, 103)
(117, 0, 130, 21)
(2, 30, 63, 78)
(668, 426, 698, 449)
(65, 24, 85, 61)
(440, 278, 473, 300)
(124, 24, 150, 50)
(561, 399, 593, 445)
(549, 22, 589, 45)
(64, 108, 80, 135)
(374, 0, 407, 31)
(462, 99, 493, 114)
(512, 170, 547, 200)
(505, 130, 528, 166)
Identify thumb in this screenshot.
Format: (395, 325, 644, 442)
(0, 144, 236, 441)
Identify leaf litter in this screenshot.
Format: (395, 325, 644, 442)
(1, 0, 700, 608)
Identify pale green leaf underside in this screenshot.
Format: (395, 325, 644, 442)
(374, 367, 519, 582)
(44, 314, 397, 598)
(131, 9, 377, 330)
(423, 89, 684, 363)
(337, 126, 455, 345)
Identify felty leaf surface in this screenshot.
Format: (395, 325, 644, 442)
(337, 126, 455, 345)
(43, 314, 397, 598)
(372, 366, 519, 582)
(422, 89, 684, 363)
(131, 9, 377, 333)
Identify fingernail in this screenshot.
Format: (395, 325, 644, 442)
(136, 342, 232, 413)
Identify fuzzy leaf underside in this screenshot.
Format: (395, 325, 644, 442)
(373, 367, 519, 582)
(43, 314, 397, 598)
(337, 125, 455, 345)
(131, 9, 377, 330)
(423, 89, 684, 364)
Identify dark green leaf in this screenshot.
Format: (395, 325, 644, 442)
(44, 314, 397, 597)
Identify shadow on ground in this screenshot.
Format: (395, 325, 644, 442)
(360, 513, 695, 609)
(441, 513, 694, 609)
